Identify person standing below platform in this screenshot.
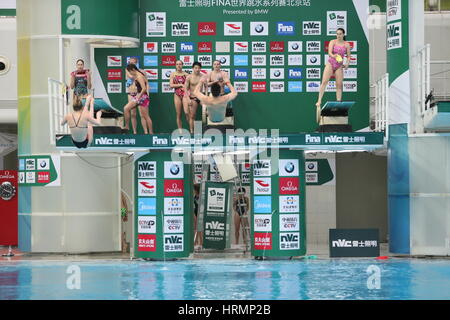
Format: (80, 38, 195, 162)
(123, 64, 153, 134)
(233, 187, 249, 245)
(125, 57, 139, 135)
(170, 60, 190, 133)
(184, 62, 204, 134)
(315, 28, 351, 108)
(207, 60, 231, 95)
(61, 95, 102, 149)
(70, 59, 91, 98)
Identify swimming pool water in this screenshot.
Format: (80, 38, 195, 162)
(1, 258, 450, 300)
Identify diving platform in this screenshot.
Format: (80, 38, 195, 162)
(317, 101, 355, 133)
(55, 132, 385, 152)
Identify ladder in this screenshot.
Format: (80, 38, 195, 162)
(231, 160, 251, 253)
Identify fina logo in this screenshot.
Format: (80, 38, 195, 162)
(180, 42, 194, 52)
(170, 164, 180, 176)
(284, 162, 295, 174)
(277, 22, 295, 35)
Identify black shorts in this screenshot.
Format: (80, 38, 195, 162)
(72, 138, 89, 149)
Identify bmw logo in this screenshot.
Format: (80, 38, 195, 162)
(170, 164, 180, 175)
(285, 162, 295, 173)
(291, 43, 299, 50)
(307, 163, 315, 170)
(220, 57, 227, 64)
(255, 24, 264, 33)
(274, 71, 281, 77)
(39, 160, 47, 168)
(310, 57, 318, 63)
(165, 71, 171, 77)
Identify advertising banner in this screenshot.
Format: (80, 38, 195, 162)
(0, 170, 18, 245)
(18, 155, 60, 187)
(329, 229, 380, 257)
(250, 149, 306, 257)
(134, 152, 192, 259)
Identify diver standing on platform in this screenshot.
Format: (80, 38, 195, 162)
(70, 59, 91, 98)
(315, 28, 351, 109)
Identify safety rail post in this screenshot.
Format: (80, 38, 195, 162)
(48, 78, 69, 146)
(373, 73, 389, 139)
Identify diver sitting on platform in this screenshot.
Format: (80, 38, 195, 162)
(194, 78, 237, 123)
(61, 95, 103, 149)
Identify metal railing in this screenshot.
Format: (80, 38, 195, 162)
(48, 78, 69, 146)
(418, 44, 431, 116)
(431, 60, 450, 100)
(373, 73, 389, 137)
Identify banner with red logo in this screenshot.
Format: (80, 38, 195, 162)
(134, 152, 192, 259)
(0, 170, 18, 245)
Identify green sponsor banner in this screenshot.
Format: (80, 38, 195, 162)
(0, 9, 16, 16)
(18, 155, 60, 187)
(134, 151, 193, 259)
(61, 0, 139, 39)
(251, 149, 306, 257)
(56, 132, 385, 149)
(203, 182, 231, 250)
(305, 159, 335, 185)
(94, 0, 369, 133)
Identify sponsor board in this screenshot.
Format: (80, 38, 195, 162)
(180, 42, 194, 53)
(164, 216, 184, 233)
(279, 214, 300, 232)
(306, 41, 321, 52)
(164, 234, 184, 252)
(252, 68, 266, 79)
(161, 55, 176, 66)
(327, 11, 347, 36)
(253, 159, 271, 176)
(387, 0, 402, 22)
(224, 22, 242, 36)
(172, 22, 190, 36)
(254, 233, 272, 250)
(307, 54, 321, 66)
(143, 42, 158, 53)
(198, 22, 216, 36)
(107, 82, 122, 93)
(270, 81, 285, 93)
(254, 196, 272, 214)
(306, 68, 321, 79)
(252, 81, 267, 93)
(164, 198, 184, 215)
(344, 81, 358, 92)
(138, 234, 156, 252)
(138, 179, 157, 197)
(207, 187, 227, 212)
(37, 159, 50, 170)
(162, 82, 174, 93)
(26, 172, 35, 183)
(37, 172, 50, 184)
(344, 68, 358, 79)
(330, 229, 380, 257)
(138, 197, 157, 215)
(288, 41, 302, 52)
(306, 81, 320, 92)
(279, 177, 300, 195)
(280, 232, 300, 250)
(279, 195, 300, 213)
(253, 178, 271, 195)
(216, 41, 230, 53)
(306, 172, 318, 183)
(234, 55, 249, 66)
(198, 42, 212, 53)
(277, 22, 295, 36)
(288, 81, 303, 92)
(254, 215, 272, 232)
(288, 68, 302, 79)
(234, 69, 249, 80)
(252, 55, 266, 66)
(279, 159, 299, 176)
(198, 55, 212, 66)
(179, 55, 194, 65)
(162, 42, 176, 53)
(164, 161, 184, 179)
(146, 12, 166, 37)
(164, 180, 184, 196)
(234, 81, 248, 92)
(161, 69, 174, 80)
(288, 55, 302, 66)
(305, 161, 318, 172)
(107, 56, 122, 67)
(387, 22, 402, 50)
(270, 41, 285, 52)
(303, 21, 321, 36)
(143, 69, 158, 80)
(270, 55, 284, 66)
(252, 41, 266, 52)
(138, 161, 157, 179)
(270, 68, 284, 80)
(138, 216, 157, 234)
(250, 22, 269, 36)
(234, 41, 249, 53)
(144, 55, 158, 67)
(216, 55, 230, 66)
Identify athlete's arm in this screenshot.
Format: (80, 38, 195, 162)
(224, 82, 238, 101)
(61, 115, 68, 126)
(344, 43, 351, 69)
(135, 76, 146, 100)
(194, 80, 209, 102)
(328, 39, 336, 59)
(87, 69, 92, 90)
